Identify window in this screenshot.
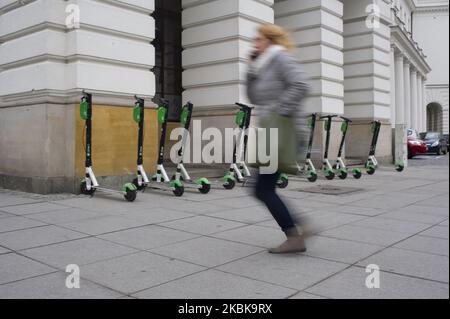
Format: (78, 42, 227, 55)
(153, 0, 182, 122)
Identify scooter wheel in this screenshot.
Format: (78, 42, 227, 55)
(277, 177, 289, 189)
(173, 185, 184, 197)
(325, 172, 335, 180)
(80, 181, 95, 196)
(223, 179, 235, 190)
(132, 178, 146, 191)
(307, 173, 318, 183)
(367, 167, 376, 175)
(396, 165, 404, 172)
(199, 182, 211, 194)
(124, 189, 137, 202)
(353, 170, 362, 179)
(338, 171, 348, 180)
(171, 174, 185, 182)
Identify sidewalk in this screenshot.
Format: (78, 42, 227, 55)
(0, 158, 448, 299)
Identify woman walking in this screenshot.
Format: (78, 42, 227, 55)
(247, 24, 310, 254)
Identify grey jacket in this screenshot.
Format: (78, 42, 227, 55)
(246, 50, 311, 148)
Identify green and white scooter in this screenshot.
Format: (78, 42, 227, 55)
(131, 96, 185, 197)
(223, 103, 252, 189)
(79, 92, 138, 202)
(296, 113, 319, 182)
(320, 114, 338, 180)
(333, 116, 362, 179)
(228, 103, 289, 189)
(171, 102, 211, 194)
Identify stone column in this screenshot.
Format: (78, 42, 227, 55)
(422, 78, 427, 132)
(390, 46, 396, 129)
(403, 60, 411, 129)
(394, 52, 407, 167)
(417, 74, 423, 132)
(274, 0, 344, 162)
(0, 0, 156, 194)
(182, 0, 274, 109)
(410, 67, 418, 131)
(342, 0, 393, 161)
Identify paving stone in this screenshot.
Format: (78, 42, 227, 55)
(98, 225, 200, 250)
(304, 236, 384, 264)
(0, 253, 56, 285)
(324, 205, 386, 217)
(203, 197, 263, 210)
(27, 208, 109, 224)
(217, 252, 347, 290)
(0, 272, 122, 299)
(134, 269, 296, 299)
(108, 208, 194, 224)
(306, 266, 449, 299)
(211, 225, 286, 248)
(418, 195, 449, 208)
(319, 225, 410, 246)
(358, 248, 449, 283)
(0, 225, 88, 251)
(0, 202, 70, 216)
(0, 197, 42, 208)
(0, 216, 47, 234)
(59, 215, 148, 236)
(80, 251, 205, 294)
(391, 205, 449, 217)
(289, 292, 328, 299)
(379, 210, 447, 225)
(21, 237, 138, 269)
(350, 217, 431, 234)
(0, 211, 14, 219)
(208, 206, 273, 224)
(163, 200, 235, 214)
(419, 226, 449, 239)
(0, 246, 11, 255)
(158, 216, 245, 236)
(394, 235, 449, 256)
(150, 237, 263, 268)
(348, 193, 431, 210)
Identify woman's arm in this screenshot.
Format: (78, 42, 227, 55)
(276, 52, 310, 116)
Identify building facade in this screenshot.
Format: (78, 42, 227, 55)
(0, 0, 447, 194)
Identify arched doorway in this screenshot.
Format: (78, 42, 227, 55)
(426, 102, 443, 133)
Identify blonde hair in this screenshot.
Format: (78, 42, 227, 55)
(258, 24, 295, 51)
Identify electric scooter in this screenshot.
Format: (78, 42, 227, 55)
(131, 96, 185, 197)
(79, 92, 138, 202)
(171, 102, 211, 194)
(296, 113, 319, 183)
(223, 103, 252, 189)
(320, 115, 338, 180)
(365, 120, 381, 175)
(333, 116, 362, 179)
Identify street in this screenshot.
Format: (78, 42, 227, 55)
(0, 156, 448, 299)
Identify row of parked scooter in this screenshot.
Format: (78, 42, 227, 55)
(79, 92, 405, 202)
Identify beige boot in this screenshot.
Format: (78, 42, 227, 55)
(269, 227, 307, 254)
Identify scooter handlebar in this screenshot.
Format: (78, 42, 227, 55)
(153, 97, 170, 107)
(319, 114, 339, 120)
(340, 116, 353, 123)
(235, 102, 254, 110)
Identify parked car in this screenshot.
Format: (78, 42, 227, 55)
(421, 132, 448, 155)
(407, 129, 427, 159)
(443, 134, 449, 149)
